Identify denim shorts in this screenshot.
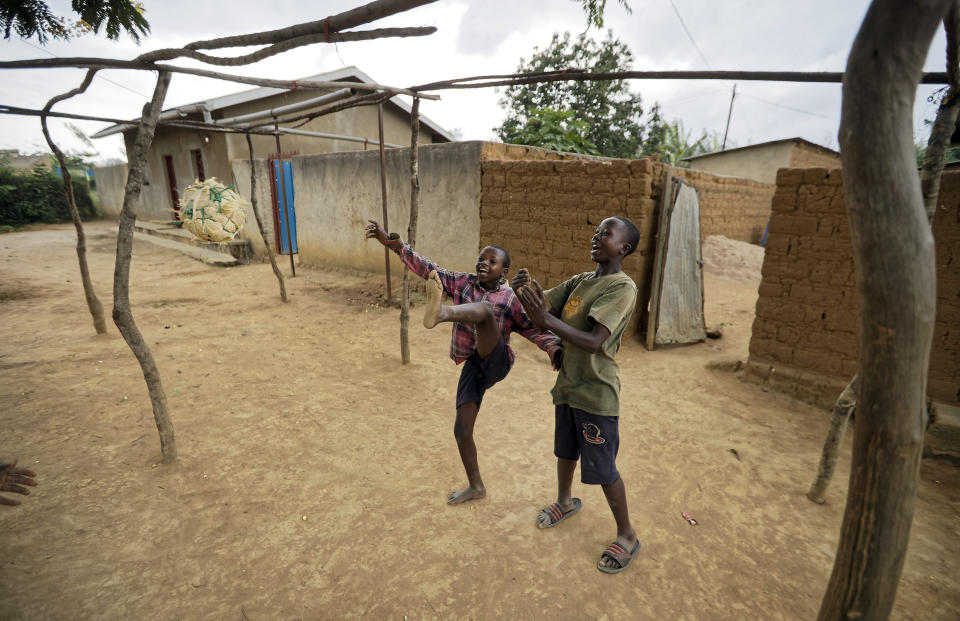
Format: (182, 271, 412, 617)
(455, 339, 512, 409)
(554, 403, 621, 485)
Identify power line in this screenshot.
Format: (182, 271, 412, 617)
(16, 36, 152, 100)
(738, 91, 838, 121)
(665, 0, 711, 68)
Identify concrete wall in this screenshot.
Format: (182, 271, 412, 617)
(746, 167, 960, 407)
(231, 141, 484, 277)
(92, 163, 128, 218)
(685, 142, 795, 184)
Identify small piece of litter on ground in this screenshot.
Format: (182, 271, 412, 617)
(729, 448, 742, 461)
(302, 515, 307, 521)
(682, 511, 698, 526)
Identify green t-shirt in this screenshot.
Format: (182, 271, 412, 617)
(545, 271, 638, 416)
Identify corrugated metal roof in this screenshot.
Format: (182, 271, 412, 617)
(91, 66, 454, 141)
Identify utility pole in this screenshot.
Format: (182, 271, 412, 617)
(722, 84, 737, 151)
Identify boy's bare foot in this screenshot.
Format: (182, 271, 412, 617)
(423, 270, 444, 329)
(447, 485, 486, 505)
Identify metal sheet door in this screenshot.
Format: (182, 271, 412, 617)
(272, 159, 298, 255)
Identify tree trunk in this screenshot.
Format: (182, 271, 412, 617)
(112, 72, 177, 464)
(400, 98, 421, 365)
(807, 376, 857, 504)
(808, 2, 960, 504)
(39, 69, 107, 334)
(818, 1, 945, 618)
(244, 133, 288, 302)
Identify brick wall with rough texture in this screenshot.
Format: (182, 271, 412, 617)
(479, 157, 659, 336)
(747, 167, 959, 407)
(789, 143, 842, 170)
(668, 166, 776, 244)
(478, 156, 781, 337)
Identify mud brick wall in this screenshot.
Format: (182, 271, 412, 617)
(789, 143, 842, 169)
(667, 166, 776, 244)
(479, 157, 660, 335)
(748, 167, 960, 407)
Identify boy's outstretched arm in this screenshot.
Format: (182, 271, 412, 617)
(520, 281, 611, 354)
(364, 219, 403, 248)
(363, 219, 467, 299)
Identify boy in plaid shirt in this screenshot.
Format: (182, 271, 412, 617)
(365, 220, 561, 505)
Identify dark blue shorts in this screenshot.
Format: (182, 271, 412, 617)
(455, 339, 512, 409)
(554, 404, 621, 485)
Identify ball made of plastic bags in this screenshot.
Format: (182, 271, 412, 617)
(179, 177, 247, 242)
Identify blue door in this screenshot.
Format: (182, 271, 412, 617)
(272, 159, 298, 255)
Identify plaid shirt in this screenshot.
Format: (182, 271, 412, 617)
(393, 243, 561, 365)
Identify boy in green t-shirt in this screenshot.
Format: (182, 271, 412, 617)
(511, 216, 641, 574)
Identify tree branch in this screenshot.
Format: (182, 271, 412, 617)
(39, 68, 107, 335)
(135, 26, 435, 65)
(410, 69, 950, 92)
(0, 59, 439, 100)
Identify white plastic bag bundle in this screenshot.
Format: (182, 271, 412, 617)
(179, 177, 247, 242)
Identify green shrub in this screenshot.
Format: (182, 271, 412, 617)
(0, 164, 100, 226)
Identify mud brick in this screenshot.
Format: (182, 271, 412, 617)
(629, 177, 653, 196)
(629, 159, 653, 175)
(803, 305, 826, 324)
(776, 326, 802, 346)
(823, 169, 843, 185)
(753, 318, 779, 338)
(824, 331, 858, 357)
(793, 348, 842, 374)
(802, 168, 831, 184)
(774, 342, 795, 364)
(800, 195, 833, 214)
(776, 168, 805, 186)
(841, 358, 859, 377)
(825, 310, 859, 333)
(757, 282, 782, 299)
(750, 337, 777, 358)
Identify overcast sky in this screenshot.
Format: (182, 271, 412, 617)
(0, 0, 950, 164)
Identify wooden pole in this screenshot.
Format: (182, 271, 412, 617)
(378, 103, 393, 305)
(400, 97, 421, 364)
(242, 133, 288, 302)
(721, 84, 736, 150)
(273, 122, 296, 277)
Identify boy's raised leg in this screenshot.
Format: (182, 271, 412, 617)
(423, 270, 446, 328)
(448, 401, 486, 505)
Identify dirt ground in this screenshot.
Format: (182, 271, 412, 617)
(1, 222, 957, 620)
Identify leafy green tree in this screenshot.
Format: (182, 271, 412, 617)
(496, 31, 652, 158)
(513, 108, 600, 155)
(641, 113, 717, 166)
(1, 0, 149, 44)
